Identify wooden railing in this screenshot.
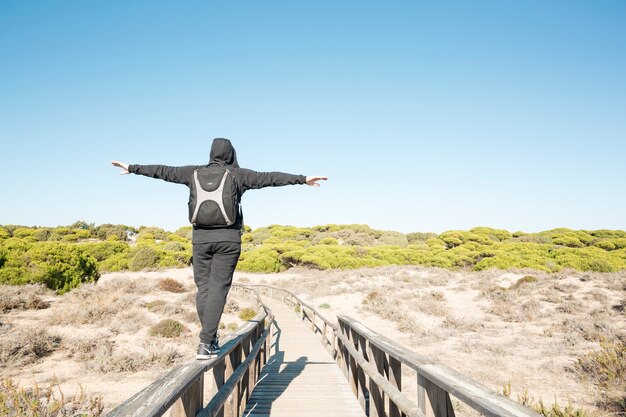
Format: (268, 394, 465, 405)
(248, 284, 542, 417)
(105, 285, 273, 417)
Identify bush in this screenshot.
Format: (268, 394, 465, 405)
(510, 276, 538, 290)
(81, 241, 129, 262)
(129, 246, 159, 271)
(575, 341, 626, 389)
(377, 231, 409, 247)
(146, 299, 167, 311)
(238, 308, 257, 321)
(407, 232, 438, 244)
(0, 242, 99, 293)
(237, 248, 282, 273)
(0, 285, 50, 312)
(158, 278, 186, 293)
(0, 327, 61, 367)
(149, 319, 186, 338)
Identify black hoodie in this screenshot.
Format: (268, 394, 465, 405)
(128, 138, 306, 243)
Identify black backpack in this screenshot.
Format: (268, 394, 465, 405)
(188, 163, 239, 228)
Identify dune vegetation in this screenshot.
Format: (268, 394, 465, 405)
(1, 221, 626, 292)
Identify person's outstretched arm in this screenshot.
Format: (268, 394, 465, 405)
(237, 168, 327, 192)
(110, 160, 196, 185)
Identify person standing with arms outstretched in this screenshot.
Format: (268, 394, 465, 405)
(111, 138, 327, 359)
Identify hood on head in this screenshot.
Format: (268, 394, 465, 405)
(209, 138, 239, 168)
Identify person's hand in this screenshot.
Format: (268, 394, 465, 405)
(111, 160, 130, 175)
(306, 176, 328, 187)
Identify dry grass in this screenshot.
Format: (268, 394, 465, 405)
(503, 382, 589, 417)
(158, 278, 186, 293)
(362, 291, 421, 333)
(510, 275, 538, 290)
(0, 284, 51, 312)
(49, 286, 136, 326)
(575, 341, 626, 389)
(0, 327, 61, 367)
(182, 310, 199, 324)
(442, 316, 484, 332)
(65, 336, 114, 362)
(0, 378, 104, 417)
(414, 295, 448, 317)
(224, 298, 240, 314)
(87, 341, 183, 374)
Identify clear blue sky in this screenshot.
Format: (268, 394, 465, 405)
(1, 1, 625, 233)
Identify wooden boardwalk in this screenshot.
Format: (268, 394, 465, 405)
(242, 297, 365, 417)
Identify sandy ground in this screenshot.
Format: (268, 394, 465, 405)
(1, 266, 624, 415)
(0, 268, 257, 412)
(237, 266, 625, 416)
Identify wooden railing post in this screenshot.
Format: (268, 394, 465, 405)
(367, 343, 387, 417)
(418, 374, 456, 417)
(389, 356, 404, 417)
(224, 344, 241, 417)
(169, 375, 204, 417)
(347, 327, 368, 413)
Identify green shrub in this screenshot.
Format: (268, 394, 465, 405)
(237, 248, 282, 273)
(162, 241, 185, 252)
(129, 246, 159, 271)
(238, 308, 257, 321)
(553, 236, 585, 248)
(98, 253, 129, 272)
(377, 231, 409, 247)
(81, 241, 129, 262)
(318, 237, 339, 245)
(146, 300, 167, 311)
(470, 227, 512, 242)
(149, 319, 186, 338)
(407, 232, 438, 244)
(0, 242, 99, 293)
(594, 240, 616, 251)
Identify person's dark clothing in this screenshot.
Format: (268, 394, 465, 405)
(128, 139, 306, 243)
(192, 241, 241, 344)
(127, 138, 306, 344)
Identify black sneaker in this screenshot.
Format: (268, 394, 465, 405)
(196, 337, 220, 360)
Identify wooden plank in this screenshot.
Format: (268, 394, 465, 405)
(169, 374, 203, 417)
(367, 343, 387, 417)
(242, 297, 365, 417)
(418, 374, 456, 417)
(389, 356, 404, 417)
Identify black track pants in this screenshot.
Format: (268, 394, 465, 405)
(192, 241, 242, 344)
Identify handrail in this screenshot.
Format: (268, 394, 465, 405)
(247, 284, 541, 417)
(105, 285, 273, 417)
(338, 315, 542, 417)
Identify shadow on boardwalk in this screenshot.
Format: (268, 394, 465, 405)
(244, 320, 308, 416)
